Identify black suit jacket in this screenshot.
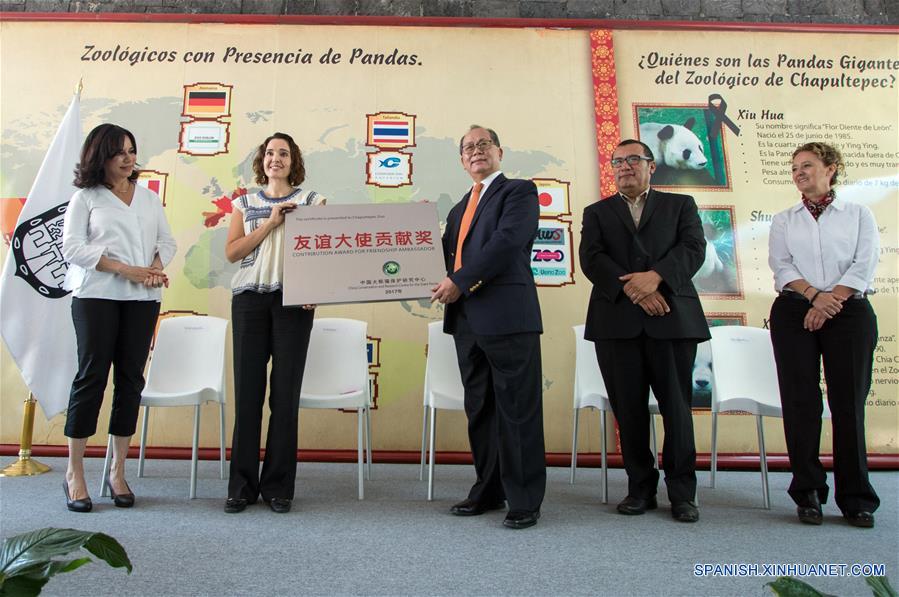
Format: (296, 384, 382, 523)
(579, 189, 710, 341)
(442, 174, 542, 336)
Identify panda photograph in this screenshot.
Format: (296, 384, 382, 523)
(635, 104, 730, 189)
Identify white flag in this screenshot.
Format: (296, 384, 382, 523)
(0, 91, 82, 418)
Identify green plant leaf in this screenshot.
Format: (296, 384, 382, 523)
(83, 534, 132, 574)
(867, 576, 898, 597)
(11, 558, 93, 580)
(0, 528, 93, 577)
(766, 576, 832, 597)
(0, 574, 49, 597)
(59, 559, 91, 574)
(0, 527, 131, 594)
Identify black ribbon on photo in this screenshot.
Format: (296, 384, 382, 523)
(707, 93, 741, 140)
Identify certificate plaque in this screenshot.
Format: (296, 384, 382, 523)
(282, 202, 445, 305)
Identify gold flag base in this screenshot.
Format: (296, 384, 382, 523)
(0, 394, 52, 477)
(0, 451, 51, 477)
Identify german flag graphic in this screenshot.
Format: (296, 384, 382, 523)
(188, 91, 227, 113)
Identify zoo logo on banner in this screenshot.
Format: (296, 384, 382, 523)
(366, 151, 412, 187)
(530, 220, 575, 287)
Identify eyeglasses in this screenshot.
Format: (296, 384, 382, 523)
(610, 155, 653, 168)
(461, 140, 495, 155)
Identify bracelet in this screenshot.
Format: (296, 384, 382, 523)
(809, 290, 822, 305)
(800, 284, 813, 298)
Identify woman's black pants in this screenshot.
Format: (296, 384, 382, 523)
(64, 298, 160, 439)
(228, 290, 313, 502)
(770, 294, 879, 514)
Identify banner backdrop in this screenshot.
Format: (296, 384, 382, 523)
(1, 19, 896, 456)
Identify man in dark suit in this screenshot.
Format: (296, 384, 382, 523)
(431, 125, 545, 529)
(579, 139, 710, 522)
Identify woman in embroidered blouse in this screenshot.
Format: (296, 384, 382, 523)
(223, 132, 325, 514)
(768, 141, 880, 528)
(61, 124, 177, 512)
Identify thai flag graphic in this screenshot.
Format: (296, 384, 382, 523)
(371, 120, 410, 145)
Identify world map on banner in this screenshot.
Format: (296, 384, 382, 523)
(2, 102, 562, 294)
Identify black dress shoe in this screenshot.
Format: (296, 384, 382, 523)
(106, 479, 135, 508)
(450, 498, 506, 516)
(503, 510, 540, 529)
(616, 495, 658, 515)
(63, 480, 92, 513)
(671, 501, 699, 523)
(266, 497, 292, 513)
(796, 492, 822, 525)
(844, 511, 874, 528)
(224, 497, 249, 513)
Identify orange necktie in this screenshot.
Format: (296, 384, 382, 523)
(453, 182, 483, 272)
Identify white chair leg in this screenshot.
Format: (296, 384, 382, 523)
(190, 405, 200, 499)
(710, 412, 719, 488)
(427, 407, 437, 501)
(570, 407, 580, 484)
(649, 415, 658, 469)
(419, 404, 429, 481)
(600, 410, 608, 504)
(357, 407, 364, 500)
(100, 435, 113, 497)
(219, 402, 226, 480)
(138, 405, 149, 478)
(365, 406, 372, 481)
(757, 415, 770, 510)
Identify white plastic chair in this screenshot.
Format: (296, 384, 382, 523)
(708, 326, 783, 509)
(570, 325, 612, 503)
(419, 321, 465, 501)
(299, 318, 372, 500)
(646, 390, 662, 470)
(100, 316, 229, 500)
(571, 325, 660, 504)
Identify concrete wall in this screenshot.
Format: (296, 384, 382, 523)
(2, 0, 897, 25)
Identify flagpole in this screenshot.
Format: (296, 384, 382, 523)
(0, 393, 51, 477)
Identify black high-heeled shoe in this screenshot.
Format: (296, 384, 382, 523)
(63, 480, 92, 513)
(106, 479, 135, 508)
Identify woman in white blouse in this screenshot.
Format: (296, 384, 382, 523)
(223, 132, 325, 514)
(768, 142, 879, 528)
(61, 124, 176, 512)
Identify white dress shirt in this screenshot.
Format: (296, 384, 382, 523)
(62, 184, 177, 301)
(472, 170, 503, 204)
(768, 196, 879, 294)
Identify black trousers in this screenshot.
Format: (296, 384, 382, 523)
(452, 310, 546, 513)
(594, 335, 698, 503)
(64, 298, 160, 439)
(770, 295, 879, 514)
(228, 290, 313, 501)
